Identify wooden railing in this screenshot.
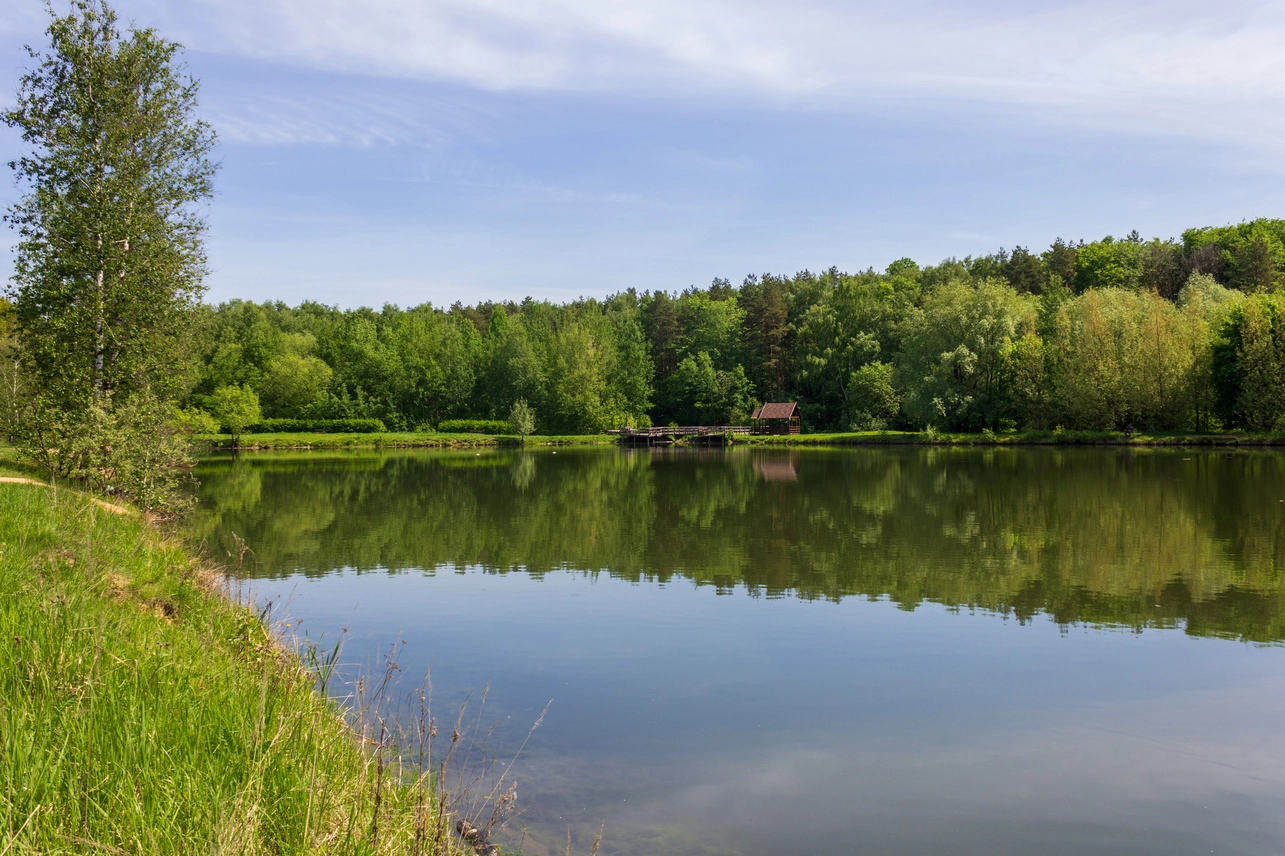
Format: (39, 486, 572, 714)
(608, 426, 753, 437)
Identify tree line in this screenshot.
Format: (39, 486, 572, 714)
(184, 219, 1285, 434)
(5, 2, 1285, 511)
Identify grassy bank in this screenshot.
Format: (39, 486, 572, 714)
(736, 429, 1285, 447)
(198, 431, 615, 451)
(0, 481, 464, 855)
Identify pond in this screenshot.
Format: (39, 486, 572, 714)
(191, 446, 1285, 856)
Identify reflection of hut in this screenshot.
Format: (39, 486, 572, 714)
(751, 402, 801, 435)
(753, 454, 799, 482)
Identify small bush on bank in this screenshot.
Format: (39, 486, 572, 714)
(435, 419, 511, 435)
(249, 418, 387, 434)
(207, 385, 262, 441)
(16, 391, 194, 512)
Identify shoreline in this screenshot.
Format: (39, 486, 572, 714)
(736, 429, 1285, 447)
(197, 431, 616, 451)
(196, 429, 1285, 452)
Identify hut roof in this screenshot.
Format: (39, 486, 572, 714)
(753, 402, 799, 420)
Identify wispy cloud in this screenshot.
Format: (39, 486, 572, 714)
(101, 0, 1284, 140)
(6, 1, 1284, 153)
(202, 86, 488, 147)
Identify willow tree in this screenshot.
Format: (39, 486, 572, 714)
(4, 0, 215, 506)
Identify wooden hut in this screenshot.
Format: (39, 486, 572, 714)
(751, 402, 801, 435)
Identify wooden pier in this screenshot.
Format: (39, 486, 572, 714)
(609, 403, 800, 447)
(609, 426, 753, 446)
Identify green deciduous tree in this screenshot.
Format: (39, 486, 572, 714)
(604, 308, 654, 426)
(509, 398, 536, 444)
(1183, 219, 1285, 293)
(261, 349, 332, 417)
(543, 322, 614, 434)
(479, 307, 543, 420)
(0, 299, 18, 441)
(846, 361, 900, 431)
(1048, 287, 1215, 431)
(1073, 235, 1146, 292)
(1235, 296, 1285, 430)
(796, 270, 910, 429)
(208, 384, 261, 444)
(662, 352, 756, 426)
(898, 279, 1036, 430)
(4, 0, 215, 504)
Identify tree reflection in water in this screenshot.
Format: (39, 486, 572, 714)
(190, 447, 1285, 643)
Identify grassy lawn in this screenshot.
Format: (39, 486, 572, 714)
(0, 480, 463, 855)
(0, 443, 42, 479)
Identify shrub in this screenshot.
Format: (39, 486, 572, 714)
(247, 418, 386, 434)
(20, 391, 193, 512)
(436, 419, 512, 434)
(207, 385, 261, 442)
(509, 399, 536, 441)
(172, 406, 220, 436)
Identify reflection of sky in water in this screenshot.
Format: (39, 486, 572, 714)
(249, 567, 1285, 856)
(194, 447, 1285, 854)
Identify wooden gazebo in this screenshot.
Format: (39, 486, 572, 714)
(751, 402, 801, 435)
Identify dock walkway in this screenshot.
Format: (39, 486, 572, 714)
(608, 426, 752, 446)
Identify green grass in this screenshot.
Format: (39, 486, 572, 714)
(0, 443, 43, 480)
(197, 431, 616, 450)
(0, 482, 464, 855)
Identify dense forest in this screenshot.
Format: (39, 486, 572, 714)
(184, 218, 1285, 434)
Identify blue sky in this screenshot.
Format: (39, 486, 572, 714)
(2, 0, 1284, 307)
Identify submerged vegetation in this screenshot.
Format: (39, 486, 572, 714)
(175, 220, 1285, 437)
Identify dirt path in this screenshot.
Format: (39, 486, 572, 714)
(0, 476, 134, 515)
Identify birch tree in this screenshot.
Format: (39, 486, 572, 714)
(4, 0, 216, 504)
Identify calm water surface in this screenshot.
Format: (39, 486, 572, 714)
(191, 447, 1285, 856)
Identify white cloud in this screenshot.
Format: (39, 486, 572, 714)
(113, 2, 1281, 98)
(82, 0, 1281, 154)
(6, 1, 1285, 152)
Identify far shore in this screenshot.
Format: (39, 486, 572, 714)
(196, 431, 616, 450)
(196, 428, 1285, 451)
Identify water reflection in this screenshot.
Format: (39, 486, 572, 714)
(190, 448, 1285, 855)
(193, 447, 1285, 641)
